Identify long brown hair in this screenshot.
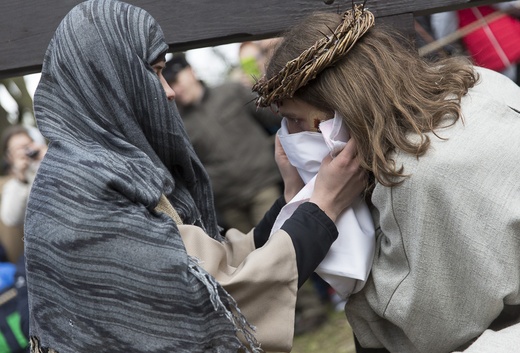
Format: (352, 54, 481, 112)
(266, 12, 478, 187)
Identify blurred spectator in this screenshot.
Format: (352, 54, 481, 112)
(0, 126, 38, 353)
(424, 2, 520, 84)
(163, 53, 282, 232)
(0, 126, 46, 263)
(236, 41, 263, 87)
(0, 254, 29, 353)
(236, 39, 280, 88)
(457, 2, 520, 83)
(1, 126, 47, 226)
(0, 177, 23, 265)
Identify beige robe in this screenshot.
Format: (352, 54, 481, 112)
(156, 195, 298, 352)
(346, 67, 520, 352)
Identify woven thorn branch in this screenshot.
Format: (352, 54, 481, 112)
(252, 3, 375, 107)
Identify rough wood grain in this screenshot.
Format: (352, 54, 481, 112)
(0, 0, 507, 77)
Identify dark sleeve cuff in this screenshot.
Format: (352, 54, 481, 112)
(253, 196, 286, 248)
(281, 202, 338, 288)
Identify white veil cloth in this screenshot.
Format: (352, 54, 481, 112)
(272, 113, 375, 299)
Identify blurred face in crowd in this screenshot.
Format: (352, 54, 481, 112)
(7, 132, 36, 165)
(169, 66, 203, 107)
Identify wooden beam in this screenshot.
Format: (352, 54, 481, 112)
(0, 0, 508, 78)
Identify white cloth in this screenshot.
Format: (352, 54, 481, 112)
(1, 178, 31, 227)
(271, 113, 375, 298)
(1, 159, 39, 227)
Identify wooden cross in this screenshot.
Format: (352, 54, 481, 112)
(0, 0, 508, 78)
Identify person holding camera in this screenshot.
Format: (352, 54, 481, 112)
(0, 125, 45, 353)
(1, 125, 47, 228)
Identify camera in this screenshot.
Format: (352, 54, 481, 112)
(25, 149, 39, 159)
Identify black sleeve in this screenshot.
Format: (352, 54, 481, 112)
(253, 196, 286, 248)
(281, 202, 338, 288)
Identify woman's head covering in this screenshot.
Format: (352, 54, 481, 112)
(35, 0, 219, 235)
(26, 0, 258, 351)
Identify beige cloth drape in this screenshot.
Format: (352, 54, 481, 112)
(156, 194, 298, 352)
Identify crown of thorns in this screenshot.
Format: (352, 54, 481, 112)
(252, 3, 375, 107)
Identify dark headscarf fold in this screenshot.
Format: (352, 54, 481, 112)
(35, 0, 219, 235)
(25, 0, 258, 351)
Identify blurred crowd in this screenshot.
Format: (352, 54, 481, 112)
(416, 1, 520, 83)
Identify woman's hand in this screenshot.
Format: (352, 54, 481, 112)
(309, 139, 367, 222)
(274, 134, 304, 203)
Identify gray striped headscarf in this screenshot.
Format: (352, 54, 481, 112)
(25, 0, 259, 352)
